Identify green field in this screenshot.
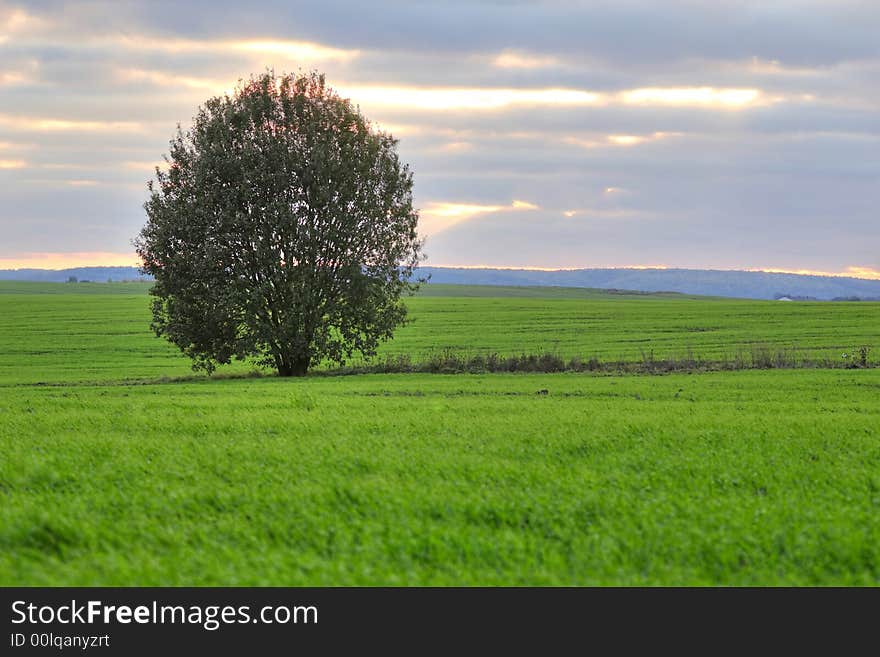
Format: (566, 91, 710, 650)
(0, 281, 878, 585)
(0, 281, 876, 384)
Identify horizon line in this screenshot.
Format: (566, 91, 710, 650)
(1, 260, 879, 281)
(424, 264, 880, 281)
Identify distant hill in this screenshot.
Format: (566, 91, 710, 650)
(1, 265, 879, 300)
(0, 267, 150, 284)
(417, 267, 880, 301)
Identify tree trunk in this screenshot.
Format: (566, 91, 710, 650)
(290, 355, 310, 377)
(277, 354, 310, 377)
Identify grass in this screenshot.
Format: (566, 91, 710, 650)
(1, 371, 878, 585)
(0, 281, 878, 585)
(0, 281, 876, 384)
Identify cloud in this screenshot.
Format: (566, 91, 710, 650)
(122, 160, 167, 172)
(419, 199, 540, 236)
(0, 251, 139, 269)
(0, 114, 144, 132)
(0, 6, 47, 37)
(0, 1, 876, 273)
(843, 267, 880, 280)
(492, 50, 563, 70)
(115, 68, 231, 91)
(621, 87, 764, 108)
(565, 131, 682, 149)
(230, 39, 358, 62)
(560, 208, 646, 219)
(12, 29, 360, 62)
(435, 141, 473, 153)
(748, 266, 880, 281)
(335, 84, 785, 112)
(337, 85, 602, 110)
(0, 70, 26, 85)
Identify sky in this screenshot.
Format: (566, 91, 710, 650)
(0, 0, 878, 278)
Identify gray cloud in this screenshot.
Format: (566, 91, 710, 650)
(108, 1, 880, 65)
(0, 0, 877, 275)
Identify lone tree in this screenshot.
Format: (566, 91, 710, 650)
(136, 71, 423, 376)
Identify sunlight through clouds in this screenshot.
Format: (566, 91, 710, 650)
(423, 202, 506, 218)
(419, 200, 540, 236)
(611, 132, 682, 145)
(437, 141, 474, 153)
(95, 35, 360, 63)
(566, 132, 682, 149)
(0, 6, 46, 37)
(231, 40, 359, 62)
(117, 68, 232, 92)
(337, 85, 777, 111)
(0, 71, 27, 85)
(560, 208, 646, 219)
(621, 87, 762, 108)
(492, 50, 563, 69)
(844, 267, 880, 280)
(0, 252, 139, 269)
(337, 86, 602, 110)
(0, 115, 143, 132)
(123, 160, 168, 172)
(748, 267, 880, 280)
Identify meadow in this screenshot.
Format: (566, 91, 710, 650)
(0, 281, 878, 585)
(0, 281, 876, 384)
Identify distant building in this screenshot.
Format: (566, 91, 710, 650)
(777, 296, 792, 301)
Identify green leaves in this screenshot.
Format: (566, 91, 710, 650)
(135, 71, 423, 376)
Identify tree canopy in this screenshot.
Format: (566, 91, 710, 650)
(136, 71, 423, 376)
